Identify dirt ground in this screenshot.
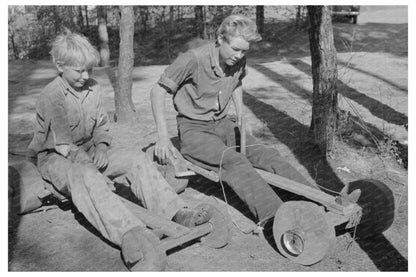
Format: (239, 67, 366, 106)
(8, 6, 408, 271)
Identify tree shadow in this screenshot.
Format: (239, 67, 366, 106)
(250, 63, 312, 102)
(8, 166, 22, 268)
(242, 92, 407, 270)
(354, 234, 408, 271)
(337, 60, 408, 93)
(289, 59, 407, 126)
(243, 90, 344, 193)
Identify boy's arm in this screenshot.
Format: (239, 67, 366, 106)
(92, 94, 112, 148)
(150, 84, 179, 164)
(90, 92, 112, 169)
(43, 92, 74, 157)
(150, 51, 197, 164)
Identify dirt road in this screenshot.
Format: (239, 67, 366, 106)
(8, 6, 408, 271)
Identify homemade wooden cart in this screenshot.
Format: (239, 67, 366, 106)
(145, 118, 396, 266)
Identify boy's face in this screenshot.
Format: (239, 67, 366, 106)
(218, 35, 250, 67)
(57, 63, 92, 91)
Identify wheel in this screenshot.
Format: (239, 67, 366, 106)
(273, 201, 336, 266)
(121, 226, 167, 271)
(347, 179, 395, 238)
(145, 145, 189, 193)
(199, 203, 231, 249)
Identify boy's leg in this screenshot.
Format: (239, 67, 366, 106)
(102, 146, 186, 220)
(179, 123, 282, 222)
(219, 117, 314, 187)
(38, 152, 144, 246)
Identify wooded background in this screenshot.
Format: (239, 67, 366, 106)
(8, 5, 339, 155)
(8, 6, 309, 64)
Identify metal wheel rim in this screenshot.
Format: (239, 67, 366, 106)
(281, 230, 304, 257)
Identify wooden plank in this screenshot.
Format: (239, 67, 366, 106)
(159, 224, 212, 252)
(256, 169, 350, 214)
(118, 196, 191, 238)
(167, 154, 196, 178)
(240, 117, 246, 156)
(184, 160, 219, 182)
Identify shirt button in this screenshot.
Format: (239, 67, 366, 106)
(219, 91, 222, 94)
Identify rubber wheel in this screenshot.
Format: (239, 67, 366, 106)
(347, 179, 395, 238)
(199, 203, 231, 249)
(273, 201, 336, 266)
(121, 226, 167, 271)
(145, 146, 189, 193)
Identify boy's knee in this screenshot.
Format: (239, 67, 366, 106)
(70, 164, 102, 185)
(222, 151, 250, 168)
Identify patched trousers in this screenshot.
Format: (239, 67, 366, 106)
(178, 115, 312, 222)
(37, 145, 186, 246)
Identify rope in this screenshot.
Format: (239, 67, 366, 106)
(217, 143, 270, 235)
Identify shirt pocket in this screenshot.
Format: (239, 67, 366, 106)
(67, 111, 81, 131)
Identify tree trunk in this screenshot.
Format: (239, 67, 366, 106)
(256, 6, 264, 35)
(115, 6, 136, 124)
(194, 6, 204, 39)
(203, 6, 209, 40)
(78, 6, 84, 29)
(97, 6, 110, 67)
(177, 6, 182, 21)
(9, 27, 19, 60)
(84, 6, 89, 28)
(169, 6, 174, 22)
(307, 6, 338, 155)
(296, 6, 302, 29)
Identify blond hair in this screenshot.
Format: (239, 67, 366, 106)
(217, 14, 262, 43)
(50, 29, 100, 68)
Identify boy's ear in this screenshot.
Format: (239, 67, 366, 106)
(55, 61, 64, 73)
(217, 34, 224, 45)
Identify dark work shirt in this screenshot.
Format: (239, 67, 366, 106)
(158, 42, 247, 121)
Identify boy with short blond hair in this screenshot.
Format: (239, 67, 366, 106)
(151, 14, 312, 226)
(29, 30, 211, 271)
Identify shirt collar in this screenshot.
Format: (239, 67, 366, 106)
(58, 75, 92, 99)
(209, 42, 224, 78)
(209, 42, 244, 78)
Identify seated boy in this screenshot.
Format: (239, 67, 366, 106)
(28, 30, 211, 271)
(150, 15, 313, 226)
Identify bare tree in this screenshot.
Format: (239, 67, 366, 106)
(307, 6, 338, 155)
(97, 6, 110, 67)
(77, 6, 84, 29)
(84, 6, 89, 28)
(194, 6, 204, 39)
(256, 6, 264, 35)
(115, 6, 136, 124)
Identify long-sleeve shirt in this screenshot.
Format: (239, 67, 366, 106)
(29, 75, 112, 154)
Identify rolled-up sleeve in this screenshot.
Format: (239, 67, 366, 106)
(158, 51, 197, 94)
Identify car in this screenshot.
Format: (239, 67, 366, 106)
(331, 6, 360, 24)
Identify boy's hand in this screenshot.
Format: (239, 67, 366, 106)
(154, 136, 178, 165)
(93, 143, 109, 169)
